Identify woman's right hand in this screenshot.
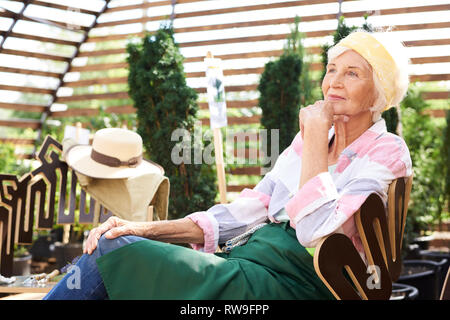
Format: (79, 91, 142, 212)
(84, 216, 149, 255)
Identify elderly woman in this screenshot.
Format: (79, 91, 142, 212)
(44, 30, 412, 300)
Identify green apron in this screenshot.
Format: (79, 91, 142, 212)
(96, 221, 335, 300)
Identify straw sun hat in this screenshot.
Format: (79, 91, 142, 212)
(65, 128, 163, 179)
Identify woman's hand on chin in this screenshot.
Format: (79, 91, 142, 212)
(299, 100, 334, 140)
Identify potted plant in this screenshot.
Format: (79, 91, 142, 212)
(397, 259, 448, 300)
(13, 245, 32, 276)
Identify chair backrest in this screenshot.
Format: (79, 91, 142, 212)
(313, 175, 413, 300)
(0, 135, 163, 278)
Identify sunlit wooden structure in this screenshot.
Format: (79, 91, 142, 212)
(0, 0, 449, 195)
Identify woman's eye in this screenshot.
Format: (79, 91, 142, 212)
(348, 71, 358, 77)
(327, 68, 336, 73)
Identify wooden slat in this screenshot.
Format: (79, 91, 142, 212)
(0, 66, 61, 78)
(0, 138, 35, 145)
(55, 91, 129, 103)
(410, 56, 450, 64)
(200, 115, 261, 126)
(9, 32, 79, 46)
(410, 74, 450, 82)
(20, 15, 90, 33)
(104, 0, 172, 13)
(422, 109, 448, 118)
(92, 2, 448, 29)
(0, 102, 48, 113)
(103, 0, 336, 14)
(69, 62, 128, 72)
(421, 91, 450, 100)
(77, 48, 125, 57)
(1, 48, 71, 62)
(227, 185, 256, 192)
(404, 39, 450, 47)
(228, 167, 262, 175)
(63, 76, 127, 87)
(199, 100, 259, 110)
(30, 0, 100, 16)
(0, 119, 41, 129)
(0, 84, 54, 95)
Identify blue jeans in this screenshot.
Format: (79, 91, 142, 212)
(43, 235, 145, 300)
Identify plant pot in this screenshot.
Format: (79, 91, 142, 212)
(52, 242, 83, 271)
(30, 235, 54, 262)
(412, 235, 434, 251)
(390, 283, 419, 300)
(12, 254, 32, 276)
(419, 249, 450, 295)
(398, 259, 448, 300)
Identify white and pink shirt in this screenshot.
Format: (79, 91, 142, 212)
(187, 118, 413, 260)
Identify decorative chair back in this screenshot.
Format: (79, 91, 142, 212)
(313, 175, 413, 300)
(0, 136, 114, 277)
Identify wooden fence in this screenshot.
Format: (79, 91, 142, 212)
(0, 0, 449, 196)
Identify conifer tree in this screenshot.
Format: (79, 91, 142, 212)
(127, 26, 217, 220)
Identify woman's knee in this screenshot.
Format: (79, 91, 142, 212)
(97, 234, 146, 256)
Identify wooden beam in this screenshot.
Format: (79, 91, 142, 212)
(0, 102, 48, 113)
(0, 84, 54, 95)
(422, 109, 448, 118)
(421, 91, 450, 100)
(404, 39, 450, 47)
(1, 48, 72, 62)
(410, 74, 450, 82)
(30, 0, 100, 16)
(410, 56, 450, 64)
(0, 66, 61, 78)
(227, 185, 256, 192)
(55, 91, 129, 103)
(69, 62, 128, 72)
(0, 119, 41, 129)
(227, 167, 262, 176)
(63, 76, 128, 87)
(0, 137, 35, 145)
(8, 32, 79, 47)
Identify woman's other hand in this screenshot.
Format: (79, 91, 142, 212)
(83, 216, 148, 255)
(299, 100, 334, 140)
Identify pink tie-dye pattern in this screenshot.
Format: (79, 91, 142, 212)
(336, 194, 367, 218)
(186, 212, 216, 253)
(367, 136, 406, 176)
(239, 188, 271, 208)
(285, 174, 333, 221)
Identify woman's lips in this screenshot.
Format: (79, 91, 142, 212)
(327, 94, 346, 101)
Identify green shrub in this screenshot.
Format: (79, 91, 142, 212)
(401, 87, 447, 243)
(127, 26, 217, 220)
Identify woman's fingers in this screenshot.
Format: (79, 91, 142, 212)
(84, 217, 124, 254)
(104, 225, 133, 239)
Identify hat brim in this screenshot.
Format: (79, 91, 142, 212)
(65, 145, 162, 179)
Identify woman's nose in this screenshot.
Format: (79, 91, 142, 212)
(329, 73, 344, 88)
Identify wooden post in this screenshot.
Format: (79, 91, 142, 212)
(62, 122, 82, 243)
(206, 51, 227, 204)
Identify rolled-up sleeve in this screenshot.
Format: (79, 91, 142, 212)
(186, 172, 276, 253)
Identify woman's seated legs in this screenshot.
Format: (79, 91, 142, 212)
(43, 234, 146, 300)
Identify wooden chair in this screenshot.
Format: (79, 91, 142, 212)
(0, 135, 165, 296)
(313, 175, 413, 300)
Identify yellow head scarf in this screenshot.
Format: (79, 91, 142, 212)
(335, 32, 397, 110)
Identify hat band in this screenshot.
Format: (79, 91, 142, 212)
(91, 149, 142, 168)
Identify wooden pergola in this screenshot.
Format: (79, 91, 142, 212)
(0, 0, 449, 194)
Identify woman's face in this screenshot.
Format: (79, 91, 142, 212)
(322, 50, 376, 118)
